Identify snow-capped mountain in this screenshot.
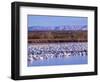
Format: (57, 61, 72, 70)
(28, 25, 87, 31)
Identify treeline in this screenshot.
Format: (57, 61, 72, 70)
(28, 31, 87, 43)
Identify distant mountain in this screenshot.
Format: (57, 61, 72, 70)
(28, 25, 87, 31)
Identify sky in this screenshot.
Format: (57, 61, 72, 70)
(28, 15, 87, 31)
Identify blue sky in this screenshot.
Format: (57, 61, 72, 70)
(28, 15, 87, 31)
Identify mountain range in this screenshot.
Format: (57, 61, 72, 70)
(28, 25, 87, 31)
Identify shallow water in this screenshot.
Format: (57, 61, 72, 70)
(28, 56, 87, 66)
(28, 42, 88, 67)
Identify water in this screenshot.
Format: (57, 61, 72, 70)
(28, 56, 87, 66)
(28, 42, 88, 67)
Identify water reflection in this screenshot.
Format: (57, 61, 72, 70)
(28, 42, 88, 66)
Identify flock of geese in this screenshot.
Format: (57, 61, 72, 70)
(28, 42, 87, 62)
